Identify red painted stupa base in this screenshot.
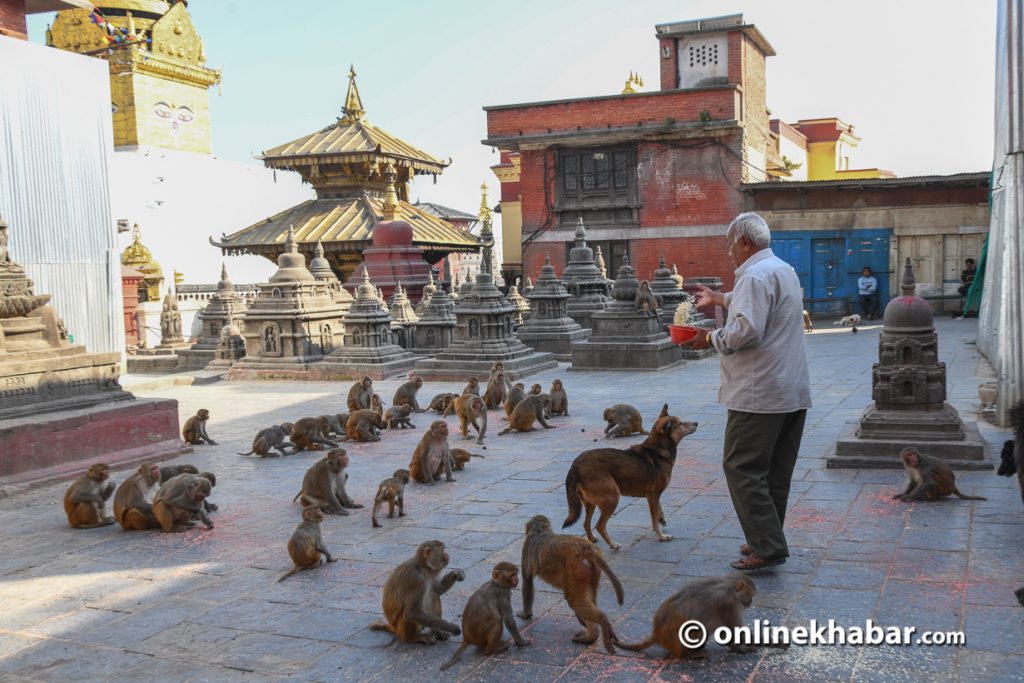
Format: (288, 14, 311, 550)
(343, 218, 433, 302)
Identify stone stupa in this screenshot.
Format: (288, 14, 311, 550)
(319, 268, 417, 379)
(177, 264, 249, 371)
(570, 254, 683, 371)
(561, 218, 610, 330)
(516, 255, 591, 361)
(651, 257, 715, 360)
(388, 282, 419, 350)
(831, 259, 988, 469)
(412, 286, 456, 356)
(506, 284, 530, 327)
(0, 218, 186, 482)
(414, 204, 556, 381)
(310, 239, 354, 314)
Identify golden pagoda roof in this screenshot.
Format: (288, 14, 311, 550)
(120, 224, 162, 274)
(260, 67, 449, 175)
(213, 195, 480, 257)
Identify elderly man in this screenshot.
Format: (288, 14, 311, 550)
(692, 212, 811, 571)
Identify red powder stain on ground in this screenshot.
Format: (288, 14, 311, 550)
(858, 490, 906, 517)
(785, 507, 841, 530)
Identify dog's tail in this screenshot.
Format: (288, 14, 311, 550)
(562, 464, 583, 529)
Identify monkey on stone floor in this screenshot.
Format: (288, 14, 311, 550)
(429, 393, 459, 414)
(157, 464, 218, 513)
(113, 461, 162, 530)
(518, 515, 624, 654)
(503, 383, 526, 420)
(371, 394, 384, 420)
(603, 404, 647, 438)
(237, 423, 294, 457)
(197, 472, 218, 513)
(445, 393, 488, 444)
(372, 468, 411, 528)
(893, 447, 988, 501)
(488, 362, 511, 388)
(634, 280, 660, 316)
(291, 416, 338, 452)
(529, 383, 542, 396)
(320, 414, 347, 439)
(996, 399, 1024, 506)
(393, 376, 427, 413)
(292, 448, 362, 515)
(483, 371, 509, 410)
(617, 574, 760, 659)
(64, 464, 116, 529)
(440, 562, 529, 670)
(278, 505, 335, 582)
(346, 409, 385, 442)
(548, 379, 569, 417)
(409, 420, 456, 484)
(347, 376, 373, 412)
(500, 394, 554, 435)
(181, 408, 217, 445)
(385, 404, 416, 430)
(152, 473, 213, 533)
(370, 540, 465, 643)
(462, 377, 480, 396)
(451, 448, 485, 471)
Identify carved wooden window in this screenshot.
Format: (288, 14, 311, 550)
(556, 146, 638, 226)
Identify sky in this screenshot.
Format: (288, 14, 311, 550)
(28, 0, 997, 218)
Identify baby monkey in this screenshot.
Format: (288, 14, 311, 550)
(372, 469, 411, 528)
(893, 447, 987, 502)
(440, 562, 530, 670)
(278, 505, 335, 582)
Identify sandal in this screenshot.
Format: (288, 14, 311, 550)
(730, 555, 786, 571)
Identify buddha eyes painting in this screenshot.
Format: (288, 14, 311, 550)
(153, 102, 196, 134)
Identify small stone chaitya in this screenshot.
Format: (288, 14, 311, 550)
(516, 255, 590, 361)
(177, 264, 249, 371)
(561, 218, 610, 330)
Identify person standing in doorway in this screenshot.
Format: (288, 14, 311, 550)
(858, 266, 879, 320)
(691, 212, 812, 571)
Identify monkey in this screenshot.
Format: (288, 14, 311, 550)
(278, 505, 336, 582)
(181, 408, 217, 445)
(64, 464, 116, 529)
(237, 423, 294, 457)
(347, 376, 373, 412)
(409, 420, 456, 484)
(483, 371, 509, 409)
(292, 448, 362, 515)
(499, 394, 554, 435)
(113, 461, 162, 530)
(462, 376, 480, 395)
(152, 473, 213, 533)
(488, 362, 512, 391)
(291, 416, 338, 452)
(503, 383, 526, 420)
(451, 448, 485, 471)
(529, 383, 542, 396)
(197, 471, 219, 513)
(346, 409, 385, 442)
(892, 447, 987, 501)
(548, 379, 569, 417)
(617, 574, 759, 659)
(158, 464, 217, 513)
(384, 404, 416, 430)
(603, 404, 647, 438)
(370, 393, 384, 420)
(393, 376, 427, 413)
(440, 562, 529, 670)
(998, 439, 1017, 477)
(320, 414, 347, 439)
(371, 468, 411, 528)
(445, 393, 488, 444)
(518, 515, 624, 654)
(369, 540, 465, 643)
(634, 280, 660, 316)
(429, 392, 459, 414)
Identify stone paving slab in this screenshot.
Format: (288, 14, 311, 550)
(0, 318, 1021, 682)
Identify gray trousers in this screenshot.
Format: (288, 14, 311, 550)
(722, 409, 807, 561)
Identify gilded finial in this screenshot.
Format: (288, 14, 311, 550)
(341, 65, 366, 124)
(621, 71, 643, 95)
(381, 163, 400, 221)
(479, 181, 491, 220)
(127, 11, 137, 39)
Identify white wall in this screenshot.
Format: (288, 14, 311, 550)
(677, 34, 728, 88)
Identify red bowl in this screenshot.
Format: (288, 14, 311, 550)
(669, 324, 698, 344)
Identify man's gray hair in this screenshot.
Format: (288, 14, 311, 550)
(727, 212, 772, 248)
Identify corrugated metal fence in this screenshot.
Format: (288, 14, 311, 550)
(0, 36, 123, 355)
(978, 0, 1024, 426)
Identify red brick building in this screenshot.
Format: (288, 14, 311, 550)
(484, 14, 779, 289)
(0, 1, 89, 40)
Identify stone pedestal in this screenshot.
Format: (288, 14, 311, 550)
(561, 218, 610, 330)
(516, 256, 590, 361)
(570, 256, 683, 371)
(831, 260, 989, 469)
(177, 264, 249, 371)
(228, 228, 346, 379)
(318, 269, 417, 379)
(412, 289, 456, 356)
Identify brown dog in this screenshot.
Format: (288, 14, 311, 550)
(562, 404, 697, 550)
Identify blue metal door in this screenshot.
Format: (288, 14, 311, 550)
(849, 235, 891, 310)
(811, 239, 844, 315)
(770, 238, 808, 295)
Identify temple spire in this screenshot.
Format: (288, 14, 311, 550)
(479, 181, 491, 220)
(341, 65, 366, 124)
(381, 163, 400, 221)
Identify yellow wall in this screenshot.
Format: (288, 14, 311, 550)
(116, 71, 213, 153)
(805, 139, 889, 181)
(501, 200, 522, 267)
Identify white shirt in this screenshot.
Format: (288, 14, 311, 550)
(710, 249, 812, 414)
(858, 276, 877, 296)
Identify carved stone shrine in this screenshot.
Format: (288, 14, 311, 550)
(516, 255, 590, 361)
(206, 323, 247, 370)
(505, 284, 530, 326)
(388, 282, 419, 350)
(561, 218, 610, 330)
(177, 264, 249, 371)
(310, 239, 354, 314)
(412, 287, 456, 356)
(570, 254, 683, 371)
(831, 259, 988, 469)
